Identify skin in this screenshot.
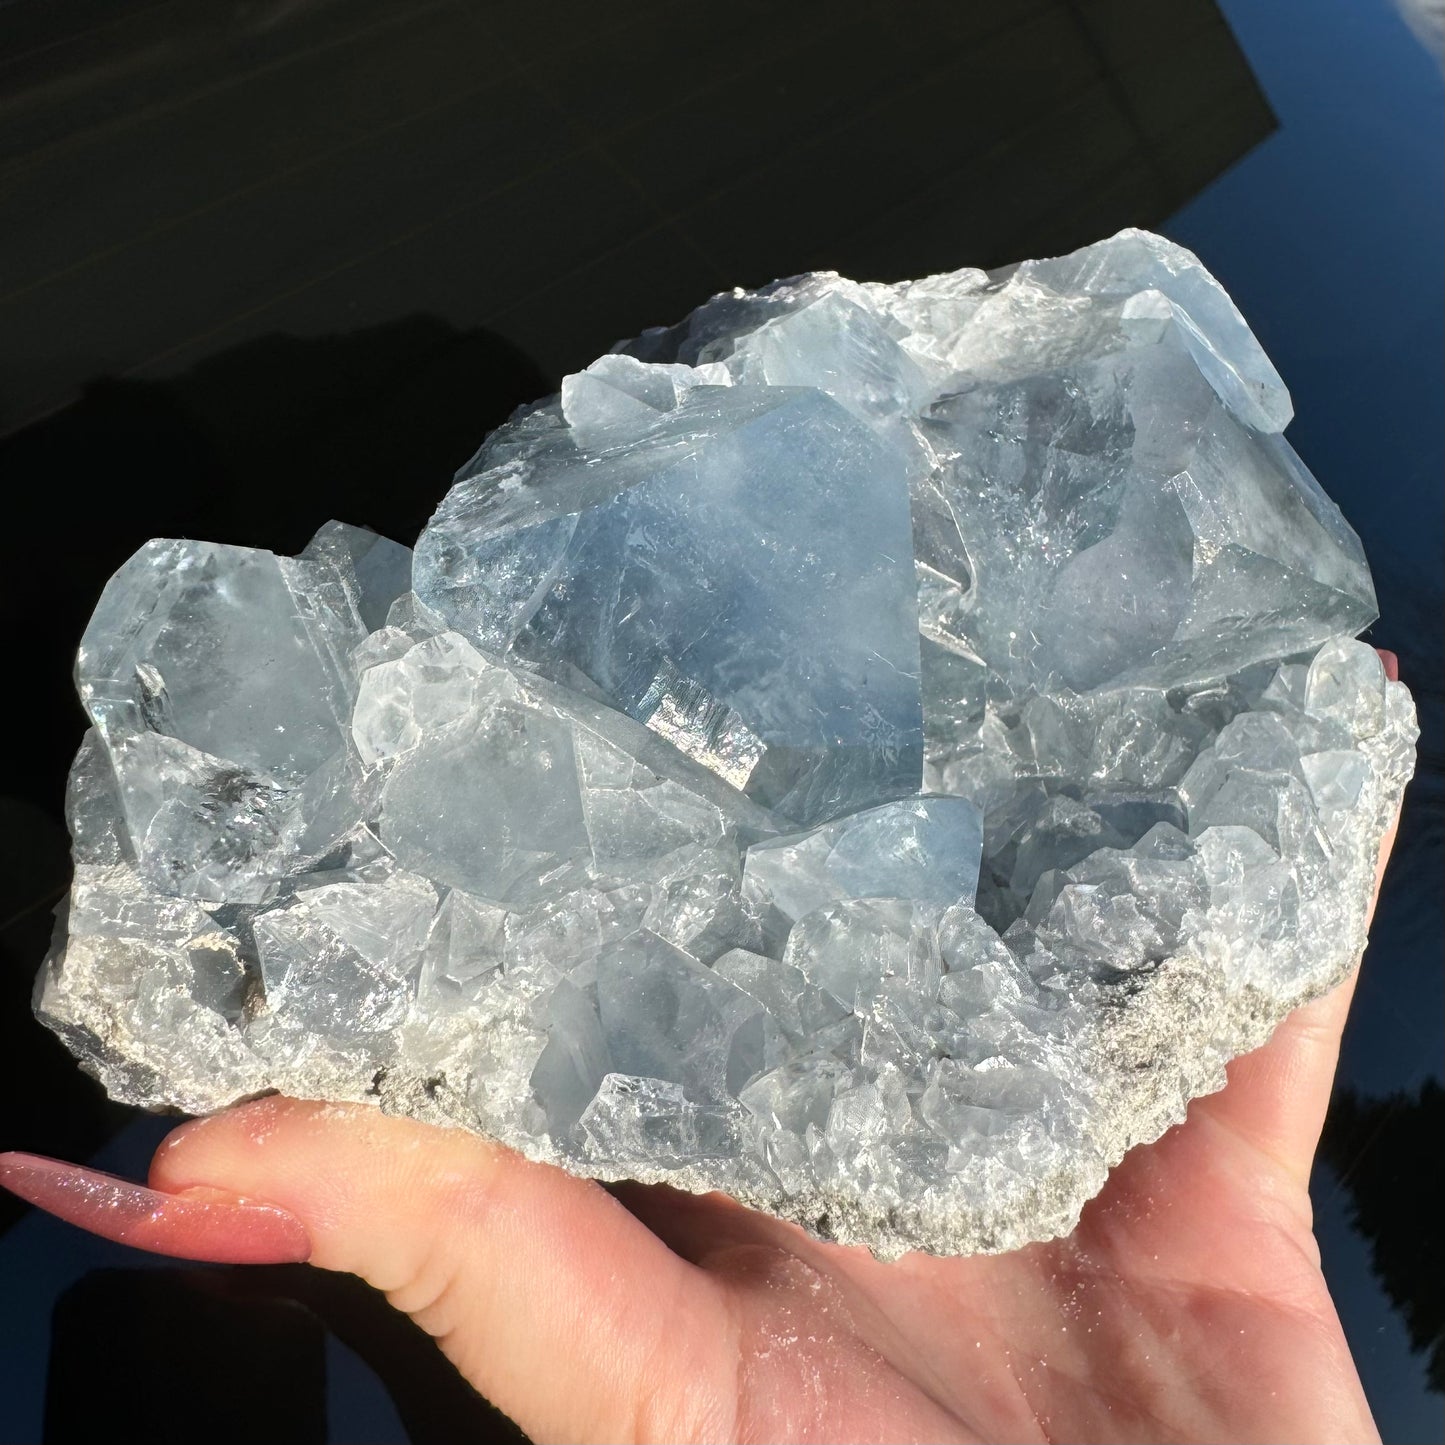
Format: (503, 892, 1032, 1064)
(141, 765, 1403, 1444)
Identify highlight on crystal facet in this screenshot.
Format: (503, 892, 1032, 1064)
(38, 228, 1416, 1258)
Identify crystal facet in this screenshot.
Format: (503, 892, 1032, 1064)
(38, 230, 1416, 1259)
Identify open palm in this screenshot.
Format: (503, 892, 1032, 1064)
(125, 816, 1389, 1445)
(6, 740, 1399, 1444)
(128, 954, 1372, 1444)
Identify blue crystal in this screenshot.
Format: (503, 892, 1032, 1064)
(415, 384, 923, 825)
(39, 231, 1415, 1261)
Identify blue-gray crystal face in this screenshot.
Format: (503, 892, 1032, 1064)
(74, 525, 409, 902)
(38, 230, 1416, 1261)
(413, 385, 924, 826)
(743, 796, 983, 948)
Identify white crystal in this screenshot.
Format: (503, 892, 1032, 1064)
(743, 795, 982, 940)
(37, 231, 1416, 1260)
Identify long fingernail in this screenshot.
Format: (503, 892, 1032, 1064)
(0, 1152, 311, 1265)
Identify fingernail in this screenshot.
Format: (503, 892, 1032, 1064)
(1377, 649, 1399, 682)
(0, 1152, 311, 1265)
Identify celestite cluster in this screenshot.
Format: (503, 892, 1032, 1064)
(39, 231, 1416, 1257)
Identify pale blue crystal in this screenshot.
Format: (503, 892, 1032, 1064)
(1012, 227, 1293, 433)
(743, 795, 982, 938)
(596, 931, 782, 1101)
(253, 866, 437, 1042)
(39, 230, 1416, 1261)
(923, 326, 1376, 701)
(578, 1075, 747, 1169)
(414, 384, 923, 825)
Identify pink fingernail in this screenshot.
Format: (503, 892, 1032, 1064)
(1377, 649, 1399, 682)
(0, 1151, 311, 1265)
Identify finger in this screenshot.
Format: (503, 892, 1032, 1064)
(1198, 972, 1363, 1189)
(0, 1152, 310, 1263)
(148, 1097, 738, 1444)
(610, 1181, 802, 1266)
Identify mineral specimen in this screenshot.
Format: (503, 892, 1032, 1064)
(37, 229, 1416, 1258)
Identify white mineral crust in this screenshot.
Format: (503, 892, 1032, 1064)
(37, 230, 1417, 1257)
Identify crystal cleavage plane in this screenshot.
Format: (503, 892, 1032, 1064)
(38, 230, 1417, 1258)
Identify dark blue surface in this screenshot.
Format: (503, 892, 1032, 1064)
(1170, 7, 1444, 1435)
(1170, 0, 1444, 1095)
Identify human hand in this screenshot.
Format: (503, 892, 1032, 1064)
(2, 657, 1404, 1444)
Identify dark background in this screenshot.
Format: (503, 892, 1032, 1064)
(0, 0, 1440, 1440)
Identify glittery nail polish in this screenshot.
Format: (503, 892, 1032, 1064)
(0, 1152, 311, 1264)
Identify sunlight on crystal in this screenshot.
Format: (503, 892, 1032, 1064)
(39, 229, 1416, 1257)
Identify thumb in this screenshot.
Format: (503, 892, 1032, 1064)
(150, 1096, 738, 1444)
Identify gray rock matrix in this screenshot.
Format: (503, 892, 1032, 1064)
(39, 230, 1416, 1258)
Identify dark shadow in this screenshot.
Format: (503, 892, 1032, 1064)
(1377, 607, 1445, 946)
(1319, 1081, 1445, 1392)
(1, 314, 547, 814)
(45, 1269, 329, 1445)
(227, 1268, 528, 1445)
(43, 1266, 526, 1444)
(0, 0, 1276, 434)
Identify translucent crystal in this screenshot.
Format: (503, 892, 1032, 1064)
(38, 230, 1416, 1261)
(1011, 228, 1293, 433)
(742, 796, 982, 938)
(253, 865, 437, 1042)
(1304, 637, 1388, 738)
(414, 385, 924, 826)
(578, 1075, 747, 1170)
(79, 537, 359, 784)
